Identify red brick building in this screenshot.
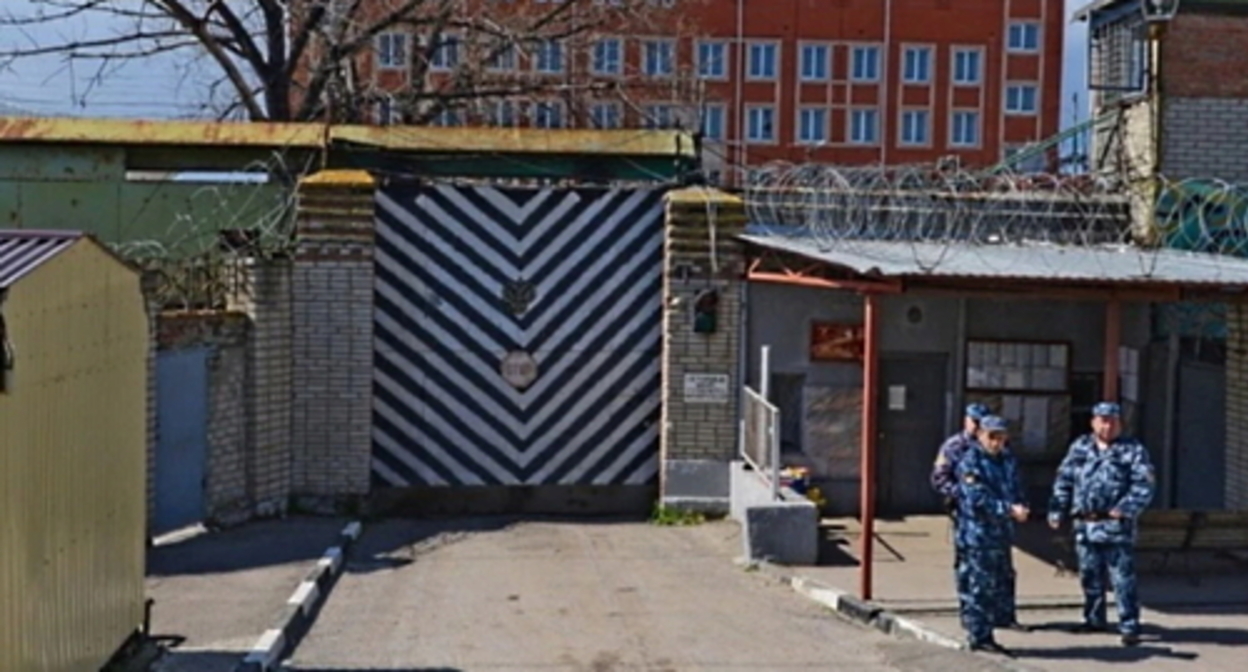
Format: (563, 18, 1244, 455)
(336, 0, 1065, 174)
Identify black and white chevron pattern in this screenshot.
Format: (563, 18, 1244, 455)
(372, 184, 666, 487)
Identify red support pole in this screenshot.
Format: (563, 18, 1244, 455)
(859, 292, 881, 601)
(1104, 299, 1122, 401)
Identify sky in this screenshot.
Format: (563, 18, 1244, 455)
(0, 0, 1091, 130)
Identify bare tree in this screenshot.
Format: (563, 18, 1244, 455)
(0, 0, 706, 126)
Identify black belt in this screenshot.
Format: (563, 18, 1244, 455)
(1073, 511, 1112, 521)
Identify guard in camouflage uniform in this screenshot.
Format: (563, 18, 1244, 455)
(933, 403, 1029, 632)
(954, 415, 1030, 655)
(1047, 401, 1156, 646)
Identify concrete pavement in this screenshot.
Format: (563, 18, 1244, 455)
(285, 517, 1009, 671)
(145, 517, 349, 672)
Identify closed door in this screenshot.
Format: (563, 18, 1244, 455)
(878, 354, 949, 515)
(154, 348, 210, 534)
(1175, 361, 1225, 509)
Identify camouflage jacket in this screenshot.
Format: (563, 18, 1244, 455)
(954, 443, 1025, 548)
(1047, 434, 1156, 545)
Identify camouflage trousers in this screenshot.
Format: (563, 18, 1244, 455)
(1076, 541, 1140, 635)
(955, 545, 1014, 645)
(952, 526, 1017, 627)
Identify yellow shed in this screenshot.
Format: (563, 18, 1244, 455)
(0, 231, 148, 672)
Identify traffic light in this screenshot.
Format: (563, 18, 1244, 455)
(693, 288, 719, 334)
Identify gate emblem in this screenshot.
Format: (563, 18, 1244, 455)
(500, 350, 539, 390)
(502, 277, 536, 316)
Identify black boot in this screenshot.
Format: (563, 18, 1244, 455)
(968, 639, 1016, 657)
(1121, 632, 1141, 646)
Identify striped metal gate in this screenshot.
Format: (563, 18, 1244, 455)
(372, 183, 665, 487)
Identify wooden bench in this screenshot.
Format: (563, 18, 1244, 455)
(1136, 509, 1248, 574)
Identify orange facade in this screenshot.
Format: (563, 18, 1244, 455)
(339, 0, 1064, 172)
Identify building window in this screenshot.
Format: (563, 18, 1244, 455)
(375, 32, 408, 70)
(746, 105, 775, 142)
(951, 110, 980, 147)
(490, 100, 519, 127)
(643, 40, 676, 77)
(429, 34, 459, 71)
(697, 41, 727, 79)
(902, 46, 931, 84)
(486, 44, 517, 71)
(644, 104, 677, 128)
(800, 43, 830, 82)
(747, 42, 778, 80)
(797, 107, 828, 144)
(1004, 145, 1047, 172)
(589, 102, 621, 129)
(532, 101, 565, 128)
(1007, 22, 1041, 53)
(849, 108, 879, 144)
(899, 109, 929, 146)
(377, 96, 399, 125)
(1005, 83, 1039, 114)
(592, 38, 622, 75)
(952, 48, 982, 85)
(850, 45, 880, 82)
(533, 40, 564, 74)
(701, 105, 725, 140)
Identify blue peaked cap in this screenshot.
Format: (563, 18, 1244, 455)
(979, 415, 1009, 432)
(1092, 401, 1122, 418)
(965, 403, 991, 420)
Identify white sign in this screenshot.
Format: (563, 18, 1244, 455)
(887, 385, 906, 411)
(684, 373, 730, 404)
(500, 351, 538, 389)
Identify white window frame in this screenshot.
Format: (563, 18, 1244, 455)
(850, 44, 881, 83)
(697, 40, 728, 80)
(1007, 21, 1041, 53)
(745, 104, 776, 144)
(591, 38, 623, 76)
(701, 104, 726, 140)
(643, 103, 678, 128)
(375, 32, 408, 70)
(377, 95, 399, 125)
(429, 33, 460, 72)
(797, 106, 828, 144)
(589, 101, 622, 129)
(1004, 82, 1039, 115)
(491, 100, 520, 127)
(432, 108, 460, 127)
(531, 100, 566, 128)
(898, 108, 930, 147)
(746, 41, 779, 81)
(901, 45, 932, 84)
(950, 109, 981, 148)
(799, 42, 831, 82)
(486, 43, 517, 72)
(533, 39, 565, 74)
(643, 39, 676, 78)
(848, 107, 879, 145)
(952, 47, 983, 86)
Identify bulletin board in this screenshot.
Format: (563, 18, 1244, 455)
(965, 339, 1073, 459)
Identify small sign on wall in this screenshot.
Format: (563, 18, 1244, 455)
(887, 385, 906, 411)
(684, 373, 730, 404)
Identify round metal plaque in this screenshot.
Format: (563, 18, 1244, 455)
(500, 351, 538, 389)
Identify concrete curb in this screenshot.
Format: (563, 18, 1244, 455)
(785, 575, 968, 651)
(233, 520, 363, 672)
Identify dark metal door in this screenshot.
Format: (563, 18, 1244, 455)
(878, 354, 949, 514)
(154, 348, 209, 534)
(1175, 361, 1225, 509)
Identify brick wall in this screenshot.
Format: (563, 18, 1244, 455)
(1225, 304, 1248, 509)
(290, 171, 375, 510)
(232, 259, 295, 516)
(659, 188, 747, 510)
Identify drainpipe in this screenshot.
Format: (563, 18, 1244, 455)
(859, 292, 881, 601)
(1103, 298, 1122, 401)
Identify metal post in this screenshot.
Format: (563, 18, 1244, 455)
(859, 294, 881, 601)
(759, 345, 771, 399)
(759, 345, 774, 496)
(769, 409, 781, 500)
(1104, 299, 1122, 401)
(1162, 331, 1180, 508)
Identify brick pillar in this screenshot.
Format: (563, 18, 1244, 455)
(232, 258, 294, 517)
(141, 273, 161, 538)
(1226, 303, 1248, 509)
(659, 188, 747, 513)
(291, 170, 375, 511)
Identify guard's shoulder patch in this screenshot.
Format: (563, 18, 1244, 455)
(963, 473, 977, 483)
(935, 453, 949, 467)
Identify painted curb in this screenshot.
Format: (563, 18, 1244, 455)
(787, 576, 967, 651)
(233, 520, 364, 672)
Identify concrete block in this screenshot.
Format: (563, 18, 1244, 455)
(743, 501, 819, 566)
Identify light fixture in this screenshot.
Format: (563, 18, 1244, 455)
(1142, 0, 1180, 23)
